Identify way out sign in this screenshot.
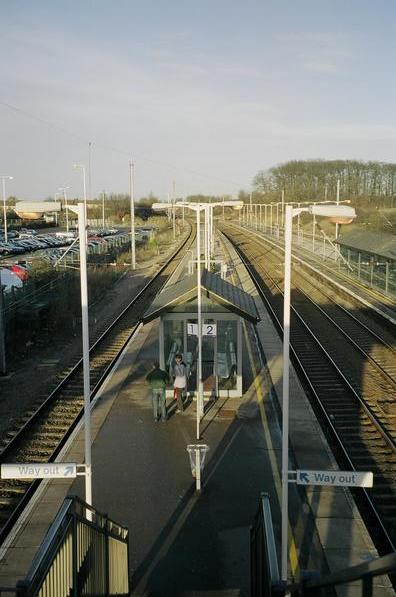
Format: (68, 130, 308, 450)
(1, 463, 77, 479)
(296, 469, 373, 488)
(187, 323, 217, 337)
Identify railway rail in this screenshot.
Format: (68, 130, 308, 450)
(0, 224, 195, 546)
(221, 224, 396, 554)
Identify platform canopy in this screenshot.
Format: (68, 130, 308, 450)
(143, 269, 260, 324)
(335, 229, 396, 261)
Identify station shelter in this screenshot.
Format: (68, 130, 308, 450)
(143, 269, 260, 399)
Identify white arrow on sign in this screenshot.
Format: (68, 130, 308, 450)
(1, 463, 77, 479)
(296, 470, 373, 488)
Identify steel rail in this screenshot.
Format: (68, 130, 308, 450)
(0, 224, 195, 546)
(222, 230, 396, 554)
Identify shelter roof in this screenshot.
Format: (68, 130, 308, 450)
(143, 269, 260, 323)
(335, 230, 396, 261)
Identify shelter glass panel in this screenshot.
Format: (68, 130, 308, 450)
(164, 319, 184, 372)
(217, 320, 237, 391)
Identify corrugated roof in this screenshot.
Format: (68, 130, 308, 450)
(335, 230, 396, 261)
(143, 269, 260, 323)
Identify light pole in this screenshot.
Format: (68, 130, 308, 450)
(101, 190, 106, 229)
(68, 203, 92, 508)
(281, 202, 356, 582)
(1, 176, 13, 242)
(129, 161, 136, 269)
(172, 180, 176, 241)
(59, 186, 71, 233)
(73, 164, 87, 224)
(152, 200, 242, 439)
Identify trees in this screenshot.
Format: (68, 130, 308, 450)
(253, 159, 396, 207)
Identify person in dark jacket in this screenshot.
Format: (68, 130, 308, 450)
(146, 361, 168, 422)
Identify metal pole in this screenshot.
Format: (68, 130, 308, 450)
(312, 214, 316, 252)
(264, 205, 267, 232)
(2, 178, 8, 243)
(0, 285, 6, 375)
(102, 190, 105, 228)
(129, 162, 136, 269)
(281, 205, 293, 582)
(76, 203, 92, 509)
(82, 167, 87, 226)
(63, 188, 70, 233)
(297, 203, 301, 244)
(204, 207, 209, 268)
(335, 179, 340, 239)
(270, 204, 273, 234)
(172, 181, 176, 241)
(250, 192, 252, 225)
(281, 189, 285, 227)
(196, 448, 201, 492)
(197, 206, 203, 439)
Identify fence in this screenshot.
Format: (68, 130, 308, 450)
(6, 495, 130, 596)
(240, 219, 396, 298)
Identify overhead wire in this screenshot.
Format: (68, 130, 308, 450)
(0, 99, 247, 190)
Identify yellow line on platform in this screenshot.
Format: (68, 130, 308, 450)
(242, 321, 299, 579)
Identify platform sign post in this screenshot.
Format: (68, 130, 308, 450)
(280, 203, 357, 583)
(187, 444, 209, 492)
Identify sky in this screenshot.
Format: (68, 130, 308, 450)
(1, 0, 396, 200)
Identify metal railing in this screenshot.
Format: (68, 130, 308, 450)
(279, 552, 396, 596)
(250, 492, 279, 597)
(250, 492, 396, 596)
(7, 496, 129, 596)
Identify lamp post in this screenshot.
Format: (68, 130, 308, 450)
(59, 186, 71, 233)
(101, 190, 106, 228)
(129, 161, 136, 269)
(1, 176, 13, 243)
(152, 200, 242, 440)
(73, 164, 87, 224)
(68, 203, 92, 508)
(281, 202, 356, 582)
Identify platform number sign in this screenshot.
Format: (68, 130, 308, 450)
(187, 323, 217, 337)
(204, 324, 216, 337)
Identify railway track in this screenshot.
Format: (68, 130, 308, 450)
(0, 225, 195, 545)
(221, 225, 396, 554)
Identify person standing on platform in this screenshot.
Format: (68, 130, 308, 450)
(146, 361, 168, 422)
(172, 353, 187, 413)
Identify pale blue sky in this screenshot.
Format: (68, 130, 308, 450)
(1, 0, 396, 199)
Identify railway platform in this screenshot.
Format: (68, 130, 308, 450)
(0, 239, 393, 595)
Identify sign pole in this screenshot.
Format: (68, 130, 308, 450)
(197, 205, 202, 440)
(196, 448, 201, 491)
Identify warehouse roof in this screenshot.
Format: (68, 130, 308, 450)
(335, 229, 396, 261)
(143, 269, 260, 323)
